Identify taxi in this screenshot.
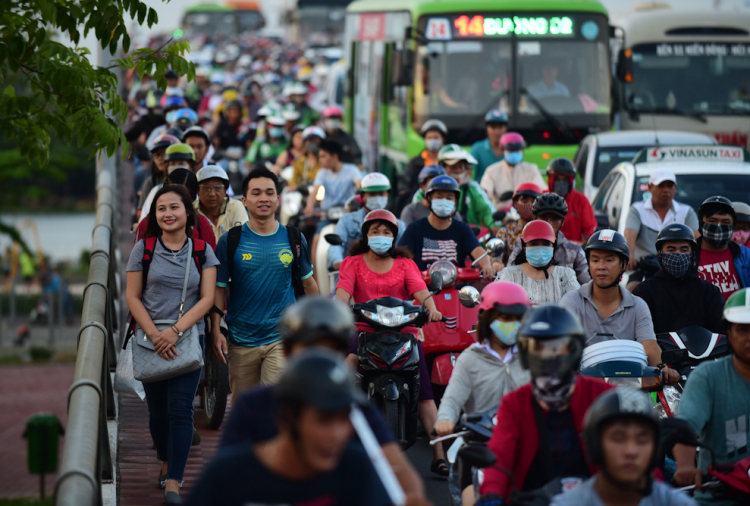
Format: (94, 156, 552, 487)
(592, 144, 750, 234)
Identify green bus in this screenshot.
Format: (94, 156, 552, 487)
(343, 0, 611, 182)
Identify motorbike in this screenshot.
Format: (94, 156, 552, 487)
(198, 319, 230, 429)
(352, 296, 433, 449)
(420, 239, 504, 401)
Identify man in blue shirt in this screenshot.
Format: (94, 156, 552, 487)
(212, 168, 318, 404)
(470, 109, 508, 182)
(527, 61, 571, 99)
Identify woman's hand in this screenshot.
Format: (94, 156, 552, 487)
(428, 309, 443, 323)
(480, 263, 495, 279)
(434, 420, 455, 437)
(153, 328, 180, 360)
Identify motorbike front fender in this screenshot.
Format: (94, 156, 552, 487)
(380, 379, 400, 401)
(431, 353, 457, 385)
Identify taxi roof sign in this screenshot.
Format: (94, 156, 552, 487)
(634, 145, 750, 164)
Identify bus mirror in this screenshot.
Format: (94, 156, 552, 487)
(391, 48, 415, 87)
(616, 49, 633, 83)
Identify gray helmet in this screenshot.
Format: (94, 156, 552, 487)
(419, 119, 448, 137)
(278, 297, 354, 352)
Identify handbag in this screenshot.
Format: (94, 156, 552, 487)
(132, 239, 204, 383)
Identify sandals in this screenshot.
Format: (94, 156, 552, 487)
(431, 459, 449, 477)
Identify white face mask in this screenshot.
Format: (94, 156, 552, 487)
(431, 199, 456, 218)
(365, 195, 388, 211)
(324, 118, 341, 131)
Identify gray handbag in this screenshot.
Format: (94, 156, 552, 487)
(133, 239, 204, 383)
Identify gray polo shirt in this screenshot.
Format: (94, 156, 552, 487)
(559, 281, 656, 346)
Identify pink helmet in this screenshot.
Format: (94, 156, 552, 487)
(323, 105, 343, 118)
(500, 132, 525, 150)
(478, 281, 531, 315)
(521, 220, 556, 244)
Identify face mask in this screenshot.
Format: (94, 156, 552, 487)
(504, 151, 523, 166)
(324, 118, 341, 131)
(732, 230, 750, 245)
(431, 199, 456, 218)
(368, 236, 393, 256)
(269, 127, 285, 138)
(700, 222, 733, 248)
(425, 138, 443, 153)
(365, 195, 388, 211)
(305, 142, 320, 154)
(489, 320, 520, 346)
(526, 246, 553, 267)
(658, 252, 693, 279)
(553, 179, 571, 197)
(515, 202, 534, 222)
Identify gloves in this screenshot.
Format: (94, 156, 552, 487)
(474, 494, 505, 506)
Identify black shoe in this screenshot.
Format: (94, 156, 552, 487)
(191, 428, 201, 446)
(158, 474, 168, 489)
(164, 491, 183, 505)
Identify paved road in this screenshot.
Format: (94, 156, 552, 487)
(406, 434, 452, 506)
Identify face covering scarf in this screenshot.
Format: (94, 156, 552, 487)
(553, 180, 571, 197)
(515, 202, 534, 222)
(490, 320, 520, 346)
(658, 252, 692, 279)
(368, 236, 393, 256)
(701, 222, 733, 248)
(732, 230, 750, 245)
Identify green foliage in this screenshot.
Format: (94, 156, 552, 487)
(0, 0, 196, 166)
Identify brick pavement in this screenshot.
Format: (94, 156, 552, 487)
(117, 393, 228, 506)
(0, 363, 74, 498)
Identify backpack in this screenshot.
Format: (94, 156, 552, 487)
(226, 224, 306, 300)
(125, 237, 208, 346)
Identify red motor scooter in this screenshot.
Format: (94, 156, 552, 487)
(419, 239, 504, 401)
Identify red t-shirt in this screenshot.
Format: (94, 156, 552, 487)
(336, 254, 427, 303)
(135, 214, 217, 251)
(698, 247, 740, 299)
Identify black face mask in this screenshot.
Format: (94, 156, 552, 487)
(701, 222, 733, 248)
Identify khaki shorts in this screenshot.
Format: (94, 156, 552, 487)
(227, 340, 286, 405)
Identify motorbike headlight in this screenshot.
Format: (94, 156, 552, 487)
(429, 261, 457, 286)
(663, 386, 681, 416)
(327, 206, 345, 221)
(605, 377, 642, 389)
(376, 305, 405, 327)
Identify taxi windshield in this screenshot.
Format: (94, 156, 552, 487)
(633, 172, 750, 212)
(593, 147, 641, 186)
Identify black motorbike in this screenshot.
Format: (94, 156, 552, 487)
(353, 296, 431, 449)
(198, 320, 230, 430)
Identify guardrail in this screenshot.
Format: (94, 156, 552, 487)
(54, 152, 120, 506)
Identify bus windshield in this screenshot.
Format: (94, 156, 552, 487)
(625, 43, 750, 116)
(183, 11, 236, 36)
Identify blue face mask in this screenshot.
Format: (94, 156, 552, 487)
(505, 151, 523, 166)
(431, 198, 456, 218)
(368, 236, 393, 256)
(526, 246, 553, 267)
(490, 320, 520, 346)
(269, 127, 285, 138)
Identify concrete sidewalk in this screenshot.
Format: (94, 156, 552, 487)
(0, 363, 74, 499)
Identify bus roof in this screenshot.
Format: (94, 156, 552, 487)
(612, 10, 750, 45)
(185, 3, 233, 13)
(224, 0, 261, 10)
(347, 0, 607, 17)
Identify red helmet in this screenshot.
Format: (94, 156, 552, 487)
(521, 220, 556, 244)
(513, 182, 542, 201)
(361, 209, 399, 238)
(500, 132, 525, 150)
(478, 281, 531, 315)
(323, 105, 343, 118)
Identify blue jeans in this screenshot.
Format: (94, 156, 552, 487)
(142, 337, 203, 482)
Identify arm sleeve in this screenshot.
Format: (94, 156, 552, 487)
(436, 354, 473, 424)
(625, 205, 641, 232)
(634, 297, 657, 342)
(336, 256, 356, 295)
(313, 168, 325, 186)
(579, 198, 597, 238)
(676, 365, 713, 438)
(215, 234, 230, 287)
(507, 243, 521, 265)
(298, 232, 314, 279)
(229, 201, 249, 226)
(327, 217, 349, 269)
(479, 393, 521, 498)
(403, 259, 428, 296)
(685, 207, 699, 231)
(125, 240, 145, 272)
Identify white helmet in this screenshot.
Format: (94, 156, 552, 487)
(302, 126, 326, 141)
(360, 172, 391, 193)
(196, 165, 229, 183)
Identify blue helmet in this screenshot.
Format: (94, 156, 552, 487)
(163, 95, 187, 111)
(425, 175, 460, 199)
(484, 109, 508, 124)
(418, 165, 447, 186)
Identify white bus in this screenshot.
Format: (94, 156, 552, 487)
(611, 8, 750, 149)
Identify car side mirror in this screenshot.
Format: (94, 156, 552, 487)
(458, 286, 480, 308)
(457, 445, 496, 469)
(430, 271, 444, 295)
(324, 234, 344, 246)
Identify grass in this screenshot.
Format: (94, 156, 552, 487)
(0, 498, 54, 506)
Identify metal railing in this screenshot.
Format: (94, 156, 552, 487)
(54, 151, 120, 506)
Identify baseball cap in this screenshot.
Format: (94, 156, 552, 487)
(196, 165, 230, 183)
(649, 169, 676, 186)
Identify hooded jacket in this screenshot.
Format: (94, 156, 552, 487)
(697, 236, 750, 289)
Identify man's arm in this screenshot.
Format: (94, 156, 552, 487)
(211, 286, 228, 364)
(302, 275, 318, 295)
(304, 185, 319, 216)
(624, 206, 641, 270)
(673, 366, 713, 487)
(472, 245, 495, 278)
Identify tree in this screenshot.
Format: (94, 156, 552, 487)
(0, 0, 195, 167)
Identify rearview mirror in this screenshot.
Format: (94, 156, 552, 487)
(486, 238, 505, 258)
(457, 445, 496, 469)
(324, 234, 344, 246)
(430, 271, 444, 295)
(458, 286, 480, 308)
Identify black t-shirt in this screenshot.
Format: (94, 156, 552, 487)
(523, 407, 590, 491)
(184, 441, 391, 506)
(397, 217, 481, 271)
(214, 120, 242, 149)
(632, 270, 726, 334)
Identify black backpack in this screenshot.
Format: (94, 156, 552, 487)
(225, 224, 306, 300)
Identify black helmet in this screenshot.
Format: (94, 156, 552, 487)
(182, 126, 211, 145)
(655, 223, 697, 253)
(517, 304, 585, 378)
(585, 229, 630, 264)
(274, 349, 367, 414)
(699, 196, 736, 223)
(278, 297, 354, 352)
(418, 165, 447, 186)
(425, 175, 460, 200)
(533, 192, 568, 219)
(165, 126, 185, 139)
(546, 158, 576, 177)
(583, 388, 661, 473)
